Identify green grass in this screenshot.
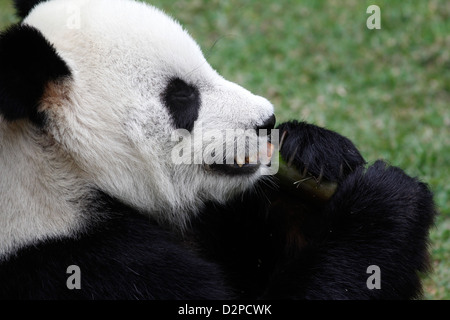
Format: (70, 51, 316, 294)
(0, 1, 16, 29)
(1, 0, 449, 299)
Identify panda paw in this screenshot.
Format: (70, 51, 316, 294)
(277, 120, 366, 183)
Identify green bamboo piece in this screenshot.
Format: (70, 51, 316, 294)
(275, 155, 338, 202)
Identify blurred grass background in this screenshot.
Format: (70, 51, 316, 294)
(1, 0, 448, 299)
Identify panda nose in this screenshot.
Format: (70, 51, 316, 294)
(256, 114, 276, 134)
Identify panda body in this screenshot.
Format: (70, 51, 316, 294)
(0, 0, 436, 299)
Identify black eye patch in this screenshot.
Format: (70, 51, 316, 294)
(162, 77, 200, 132)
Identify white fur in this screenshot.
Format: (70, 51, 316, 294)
(0, 0, 274, 258)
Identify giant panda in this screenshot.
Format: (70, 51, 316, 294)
(0, 0, 436, 300)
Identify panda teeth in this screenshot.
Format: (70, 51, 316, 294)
(233, 155, 255, 168)
(248, 154, 258, 164)
(234, 155, 245, 166)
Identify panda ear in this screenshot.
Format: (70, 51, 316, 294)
(13, 0, 47, 19)
(0, 24, 71, 124)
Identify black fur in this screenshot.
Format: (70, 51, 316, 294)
(278, 120, 366, 182)
(0, 192, 230, 300)
(162, 77, 201, 131)
(13, 0, 46, 19)
(191, 123, 436, 299)
(262, 161, 436, 299)
(0, 121, 436, 300)
(0, 24, 71, 125)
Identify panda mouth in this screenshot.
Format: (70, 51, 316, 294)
(207, 160, 260, 175)
(205, 143, 275, 176)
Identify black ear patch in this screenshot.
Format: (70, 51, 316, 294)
(162, 78, 201, 132)
(0, 24, 71, 125)
(14, 0, 47, 19)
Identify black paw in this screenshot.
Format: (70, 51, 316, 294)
(277, 120, 365, 182)
(332, 160, 436, 223)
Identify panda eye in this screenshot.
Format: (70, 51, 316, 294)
(168, 80, 196, 99)
(162, 78, 201, 131)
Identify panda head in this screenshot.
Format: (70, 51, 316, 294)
(0, 0, 275, 229)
